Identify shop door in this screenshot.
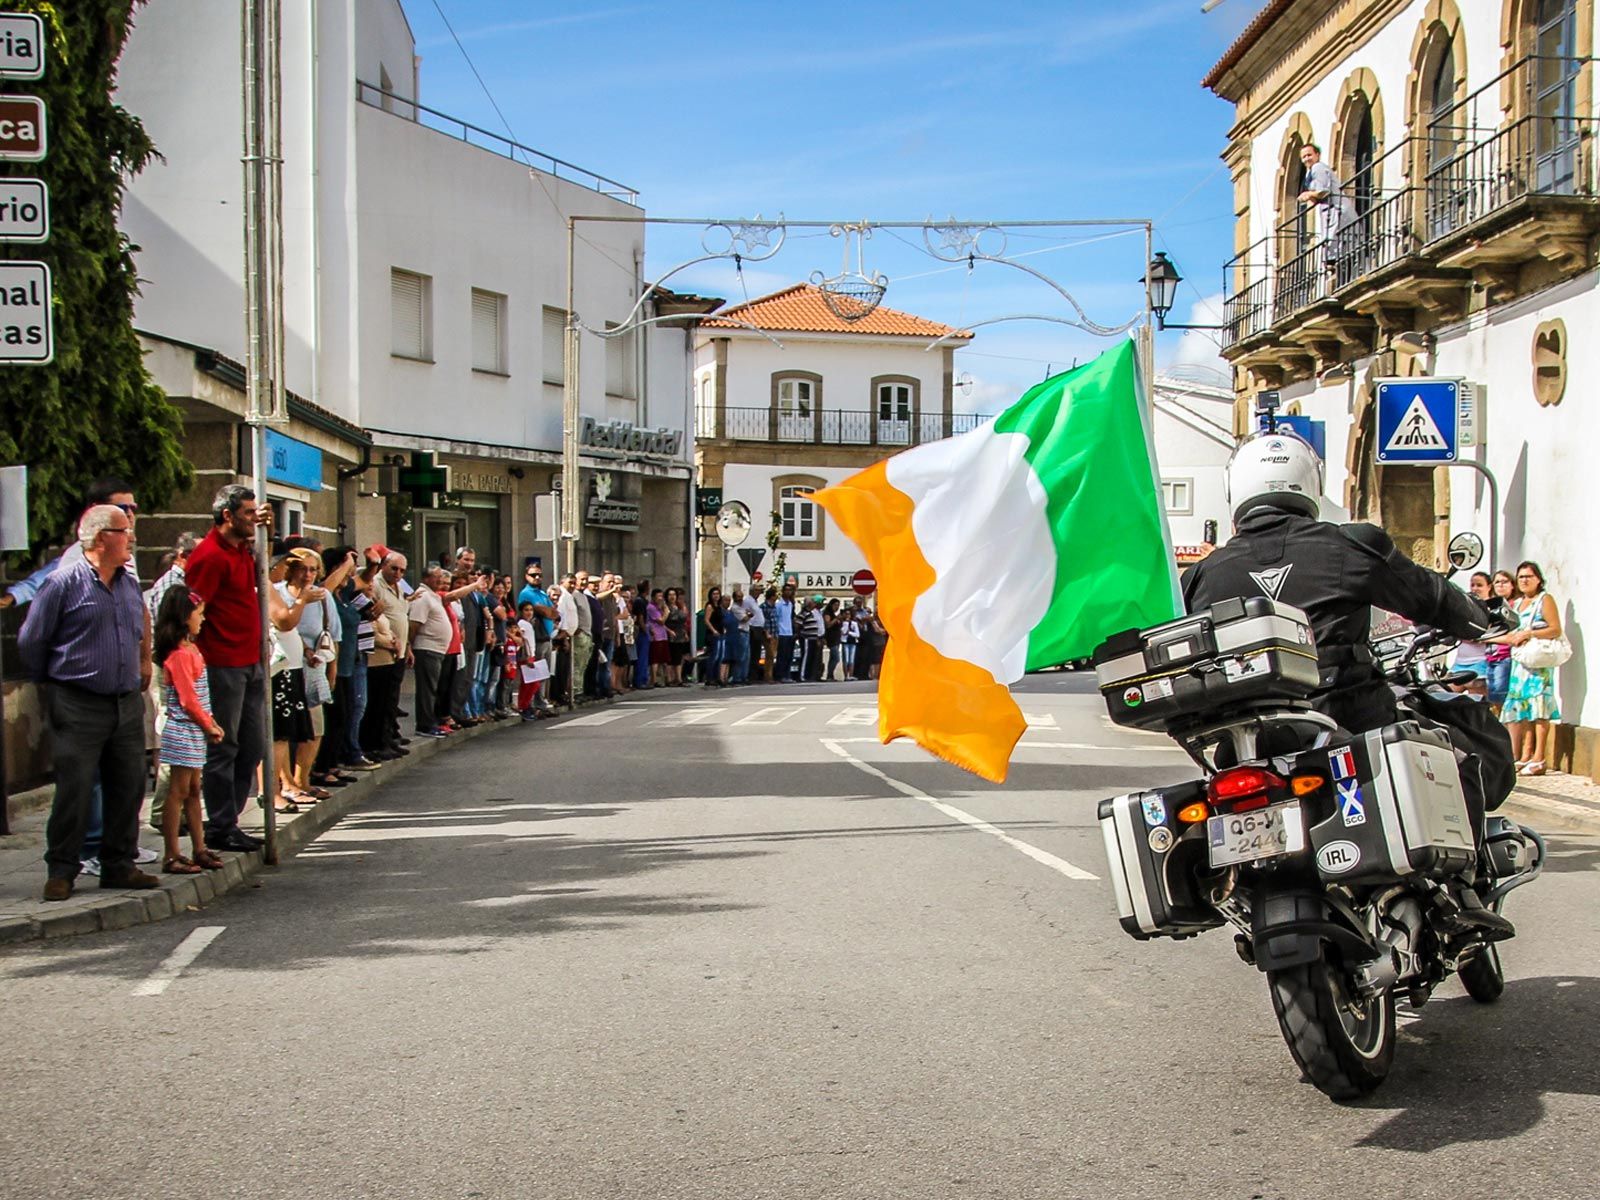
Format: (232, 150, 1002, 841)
(418, 512, 467, 573)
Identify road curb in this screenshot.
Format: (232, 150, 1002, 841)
(1502, 790, 1600, 836)
(0, 715, 522, 948)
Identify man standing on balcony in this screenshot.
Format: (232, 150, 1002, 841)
(1298, 144, 1354, 273)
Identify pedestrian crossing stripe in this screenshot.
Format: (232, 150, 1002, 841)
(648, 707, 725, 726)
(557, 711, 631, 728)
(733, 706, 803, 726)
(1383, 395, 1449, 453)
(827, 707, 879, 726)
(1022, 712, 1059, 728)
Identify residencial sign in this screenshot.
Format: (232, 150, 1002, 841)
(0, 95, 45, 161)
(578, 417, 683, 459)
(0, 178, 48, 242)
(265, 429, 324, 492)
(0, 14, 45, 80)
(1375, 377, 1464, 464)
(0, 260, 52, 363)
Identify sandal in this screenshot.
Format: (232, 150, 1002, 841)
(192, 849, 226, 870)
(1520, 762, 1546, 776)
(273, 793, 302, 813)
(164, 855, 203, 875)
(303, 785, 332, 801)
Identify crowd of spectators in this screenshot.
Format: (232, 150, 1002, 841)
(8, 479, 888, 902)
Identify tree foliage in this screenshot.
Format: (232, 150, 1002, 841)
(0, 0, 189, 563)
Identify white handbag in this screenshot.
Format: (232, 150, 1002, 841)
(1512, 633, 1573, 670)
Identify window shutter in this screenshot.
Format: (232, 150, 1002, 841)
(472, 289, 502, 372)
(605, 325, 634, 398)
(543, 309, 566, 384)
(391, 269, 425, 359)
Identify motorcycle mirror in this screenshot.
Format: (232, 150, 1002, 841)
(1447, 531, 1484, 573)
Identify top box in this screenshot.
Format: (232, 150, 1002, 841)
(0, 14, 45, 80)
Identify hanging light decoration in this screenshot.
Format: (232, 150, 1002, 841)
(811, 221, 887, 322)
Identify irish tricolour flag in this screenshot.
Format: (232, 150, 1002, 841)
(814, 340, 1179, 782)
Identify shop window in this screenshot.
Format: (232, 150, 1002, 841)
(391, 268, 432, 361)
(471, 288, 506, 374)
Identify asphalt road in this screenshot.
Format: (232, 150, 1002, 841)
(2, 674, 1597, 1199)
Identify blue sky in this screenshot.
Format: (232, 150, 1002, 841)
(399, 0, 1259, 409)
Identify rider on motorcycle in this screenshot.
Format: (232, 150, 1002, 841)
(1181, 424, 1516, 933)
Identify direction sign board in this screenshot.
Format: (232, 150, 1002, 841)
(1375, 378, 1460, 464)
(0, 178, 47, 242)
(0, 95, 45, 161)
(0, 260, 52, 363)
(0, 14, 45, 80)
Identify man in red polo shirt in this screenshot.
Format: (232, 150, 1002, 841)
(186, 484, 269, 851)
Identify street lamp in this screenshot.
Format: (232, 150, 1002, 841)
(1144, 252, 1224, 331)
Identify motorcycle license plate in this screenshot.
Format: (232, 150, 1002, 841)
(1207, 802, 1306, 868)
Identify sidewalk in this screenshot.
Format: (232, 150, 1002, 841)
(0, 716, 518, 946)
(1503, 769, 1600, 834)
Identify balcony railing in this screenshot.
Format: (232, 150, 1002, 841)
(1219, 54, 1598, 349)
(355, 80, 639, 204)
(696, 405, 991, 446)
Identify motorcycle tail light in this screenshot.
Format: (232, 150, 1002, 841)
(1207, 766, 1285, 812)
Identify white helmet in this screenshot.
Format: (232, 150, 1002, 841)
(1225, 429, 1324, 520)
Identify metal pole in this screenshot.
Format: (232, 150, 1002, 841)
(241, 0, 280, 863)
(562, 219, 580, 578)
(1452, 460, 1501, 571)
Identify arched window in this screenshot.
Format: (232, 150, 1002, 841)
(1350, 104, 1376, 216)
(1532, 0, 1579, 191)
(1426, 35, 1457, 175)
(772, 372, 822, 442)
(772, 473, 827, 549)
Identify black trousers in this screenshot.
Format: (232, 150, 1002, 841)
(552, 642, 572, 707)
(776, 635, 795, 680)
(361, 661, 404, 753)
(413, 649, 444, 733)
(44, 685, 145, 880)
(315, 674, 350, 772)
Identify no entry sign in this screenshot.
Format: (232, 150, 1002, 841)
(851, 569, 877, 596)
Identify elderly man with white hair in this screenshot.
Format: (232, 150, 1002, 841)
(18, 505, 158, 900)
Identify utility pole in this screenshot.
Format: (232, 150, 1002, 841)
(241, 0, 285, 863)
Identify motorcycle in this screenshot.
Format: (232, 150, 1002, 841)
(1091, 553, 1542, 1101)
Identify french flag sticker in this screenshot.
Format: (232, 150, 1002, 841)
(1329, 747, 1357, 781)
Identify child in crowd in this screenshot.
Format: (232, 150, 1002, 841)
(152, 589, 227, 874)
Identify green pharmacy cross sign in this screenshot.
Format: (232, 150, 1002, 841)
(399, 452, 453, 508)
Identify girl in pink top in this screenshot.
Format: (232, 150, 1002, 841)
(153, 590, 227, 874)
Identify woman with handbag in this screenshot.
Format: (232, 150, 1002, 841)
(1499, 560, 1569, 776)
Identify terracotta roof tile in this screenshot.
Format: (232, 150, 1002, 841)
(701, 284, 972, 339)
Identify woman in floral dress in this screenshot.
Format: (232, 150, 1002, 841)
(1499, 560, 1563, 776)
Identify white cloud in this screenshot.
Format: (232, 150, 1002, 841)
(1160, 290, 1231, 385)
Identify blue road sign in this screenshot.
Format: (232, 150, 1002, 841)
(1375, 378, 1458, 463)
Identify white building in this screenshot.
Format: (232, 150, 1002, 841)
(113, 0, 704, 583)
(1206, 0, 1594, 766)
(1151, 371, 1236, 555)
(692, 285, 977, 600)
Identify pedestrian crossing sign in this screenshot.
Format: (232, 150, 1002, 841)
(1375, 378, 1460, 463)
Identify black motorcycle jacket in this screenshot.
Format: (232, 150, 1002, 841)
(1182, 507, 1495, 728)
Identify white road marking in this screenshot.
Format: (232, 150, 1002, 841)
(1022, 712, 1059, 728)
(132, 926, 226, 996)
(649, 707, 725, 726)
(733, 706, 803, 726)
(827, 707, 879, 726)
(821, 740, 1098, 881)
(556, 711, 631, 728)
(827, 736, 1184, 753)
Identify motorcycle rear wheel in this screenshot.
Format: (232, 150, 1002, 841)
(1267, 960, 1395, 1100)
(1458, 943, 1505, 1003)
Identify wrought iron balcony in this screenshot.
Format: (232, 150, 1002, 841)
(1220, 55, 1599, 352)
(696, 405, 990, 447)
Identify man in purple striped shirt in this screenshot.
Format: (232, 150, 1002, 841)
(18, 506, 159, 900)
